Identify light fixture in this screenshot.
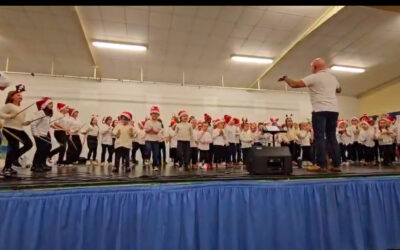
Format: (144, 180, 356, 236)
(231, 55, 273, 64)
(92, 41, 147, 51)
(330, 65, 365, 73)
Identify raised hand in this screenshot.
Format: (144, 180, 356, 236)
(278, 75, 287, 82)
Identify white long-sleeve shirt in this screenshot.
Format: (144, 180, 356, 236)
(68, 117, 84, 135)
(112, 124, 136, 149)
(224, 125, 237, 143)
(297, 130, 312, 147)
(240, 130, 253, 148)
(30, 110, 50, 137)
(100, 124, 113, 145)
(375, 128, 396, 145)
(176, 122, 192, 141)
(0, 103, 26, 131)
(234, 126, 241, 144)
(338, 127, 353, 145)
(212, 128, 226, 146)
(168, 127, 178, 148)
(157, 128, 166, 142)
(85, 125, 99, 137)
(144, 119, 163, 141)
(190, 129, 198, 148)
(359, 128, 375, 148)
(52, 111, 69, 131)
(349, 125, 359, 143)
(251, 131, 262, 145)
(136, 129, 146, 145)
(197, 131, 212, 150)
(286, 127, 299, 142)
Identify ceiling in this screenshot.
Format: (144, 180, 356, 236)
(0, 6, 399, 96)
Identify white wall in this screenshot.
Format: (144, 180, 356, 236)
(2, 74, 360, 122)
(1, 74, 360, 162)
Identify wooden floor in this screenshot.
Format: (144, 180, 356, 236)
(1, 160, 400, 190)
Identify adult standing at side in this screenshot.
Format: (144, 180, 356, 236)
(278, 58, 342, 172)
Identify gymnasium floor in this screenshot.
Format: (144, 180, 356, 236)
(1, 160, 400, 190)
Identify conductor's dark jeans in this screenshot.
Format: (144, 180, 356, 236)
(312, 111, 341, 168)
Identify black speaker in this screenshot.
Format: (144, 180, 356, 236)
(247, 146, 292, 175)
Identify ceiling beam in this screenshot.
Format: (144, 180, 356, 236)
(74, 6, 101, 78)
(248, 6, 346, 89)
(367, 6, 400, 13)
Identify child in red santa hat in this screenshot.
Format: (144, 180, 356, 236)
(176, 110, 192, 171)
(112, 111, 136, 172)
(137, 120, 149, 166)
(144, 106, 163, 171)
(212, 119, 226, 168)
(30, 97, 53, 172)
(167, 120, 178, 167)
(64, 108, 83, 166)
(337, 119, 353, 166)
(189, 116, 199, 168)
(358, 119, 375, 166)
(197, 121, 212, 169)
(224, 114, 236, 167)
(349, 116, 361, 163)
(375, 116, 396, 166)
(48, 102, 70, 167)
(233, 118, 242, 164)
(204, 113, 214, 164)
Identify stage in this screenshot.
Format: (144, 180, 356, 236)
(1, 161, 400, 190)
(1, 173, 400, 250)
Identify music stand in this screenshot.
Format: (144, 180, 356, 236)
(263, 126, 287, 147)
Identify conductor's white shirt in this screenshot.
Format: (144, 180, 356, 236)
(302, 69, 340, 113)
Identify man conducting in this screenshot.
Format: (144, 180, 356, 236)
(278, 58, 341, 172)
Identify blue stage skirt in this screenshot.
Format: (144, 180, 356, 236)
(1, 177, 400, 250)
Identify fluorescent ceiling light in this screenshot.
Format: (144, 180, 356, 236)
(231, 55, 273, 64)
(330, 65, 365, 73)
(92, 41, 147, 51)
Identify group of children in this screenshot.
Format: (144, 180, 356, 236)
(337, 114, 398, 167)
(0, 84, 399, 176)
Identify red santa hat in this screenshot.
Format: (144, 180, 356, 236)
(214, 118, 224, 126)
(204, 113, 212, 123)
(120, 111, 132, 121)
(139, 120, 146, 128)
(170, 120, 178, 127)
(224, 115, 232, 124)
(0, 72, 10, 89)
(351, 116, 359, 122)
(57, 103, 68, 111)
(197, 120, 204, 126)
(36, 97, 52, 110)
(178, 110, 188, 117)
(359, 120, 370, 127)
(359, 114, 370, 122)
(233, 118, 240, 125)
(338, 119, 348, 125)
(379, 116, 393, 123)
(150, 105, 160, 115)
(68, 108, 78, 116)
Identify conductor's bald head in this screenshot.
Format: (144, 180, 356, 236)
(310, 58, 326, 74)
